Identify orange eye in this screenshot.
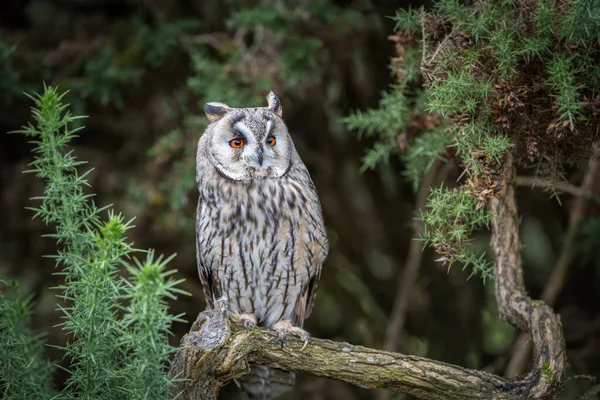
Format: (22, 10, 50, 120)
(266, 136, 276, 147)
(230, 138, 245, 148)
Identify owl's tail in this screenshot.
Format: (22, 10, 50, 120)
(235, 365, 295, 400)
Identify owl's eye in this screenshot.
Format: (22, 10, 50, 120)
(229, 138, 245, 148)
(266, 136, 276, 147)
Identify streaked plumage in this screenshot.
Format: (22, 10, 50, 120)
(195, 92, 328, 400)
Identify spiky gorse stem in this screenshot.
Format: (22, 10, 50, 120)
(10, 86, 187, 399)
(0, 280, 56, 399)
(120, 252, 186, 399)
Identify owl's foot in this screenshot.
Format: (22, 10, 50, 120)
(232, 313, 257, 330)
(272, 320, 310, 351)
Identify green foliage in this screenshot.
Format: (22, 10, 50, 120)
(346, 0, 600, 279)
(343, 42, 445, 181)
(0, 281, 56, 399)
(346, 4, 497, 278)
(547, 52, 581, 126)
(345, 88, 409, 139)
(359, 140, 400, 172)
(403, 126, 452, 186)
(489, 29, 518, 78)
(19, 90, 123, 398)
(57, 215, 129, 398)
(426, 72, 492, 117)
(344, 88, 408, 171)
(11, 86, 186, 399)
(452, 120, 512, 174)
(420, 187, 494, 280)
(434, 0, 470, 23)
(559, 0, 600, 47)
(542, 361, 556, 380)
(393, 7, 421, 33)
(535, 1, 557, 38)
(280, 36, 324, 86)
(121, 252, 186, 399)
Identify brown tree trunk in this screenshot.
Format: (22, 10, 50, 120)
(489, 152, 566, 398)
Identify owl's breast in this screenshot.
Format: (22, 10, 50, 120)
(197, 176, 325, 327)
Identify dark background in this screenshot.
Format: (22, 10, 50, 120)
(1, 0, 599, 398)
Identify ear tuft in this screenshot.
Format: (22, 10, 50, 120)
(204, 102, 231, 122)
(266, 91, 282, 117)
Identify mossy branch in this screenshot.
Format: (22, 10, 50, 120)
(169, 309, 507, 400)
(169, 297, 565, 400)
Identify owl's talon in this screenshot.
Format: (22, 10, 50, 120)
(232, 313, 257, 331)
(301, 332, 311, 351)
(279, 329, 286, 348)
(272, 320, 311, 350)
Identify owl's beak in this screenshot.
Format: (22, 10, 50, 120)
(244, 148, 265, 169)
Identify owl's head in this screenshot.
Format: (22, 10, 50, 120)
(202, 92, 294, 181)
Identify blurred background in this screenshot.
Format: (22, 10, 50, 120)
(1, 0, 599, 399)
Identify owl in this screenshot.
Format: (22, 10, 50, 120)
(195, 92, 328, 400)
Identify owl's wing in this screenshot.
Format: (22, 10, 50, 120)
(196, 198, 222, 310)
(303, 265, 322, 320)
(303, 236, 327, 319)
(293, 182, 328, 326)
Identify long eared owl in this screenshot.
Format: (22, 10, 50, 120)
(195, 92, 328, 399)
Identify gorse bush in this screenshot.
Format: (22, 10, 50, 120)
(1, 86, 187, 399)
(345, 0, 600, 279)
(0, 280, 56, 399)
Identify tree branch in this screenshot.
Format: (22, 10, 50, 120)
(169, 309, 539, 400)
(169, 295, 564, 400)
(515, 176, 590, 198)
(506, 142, 600, 378)
(489, 152, 567, 397)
